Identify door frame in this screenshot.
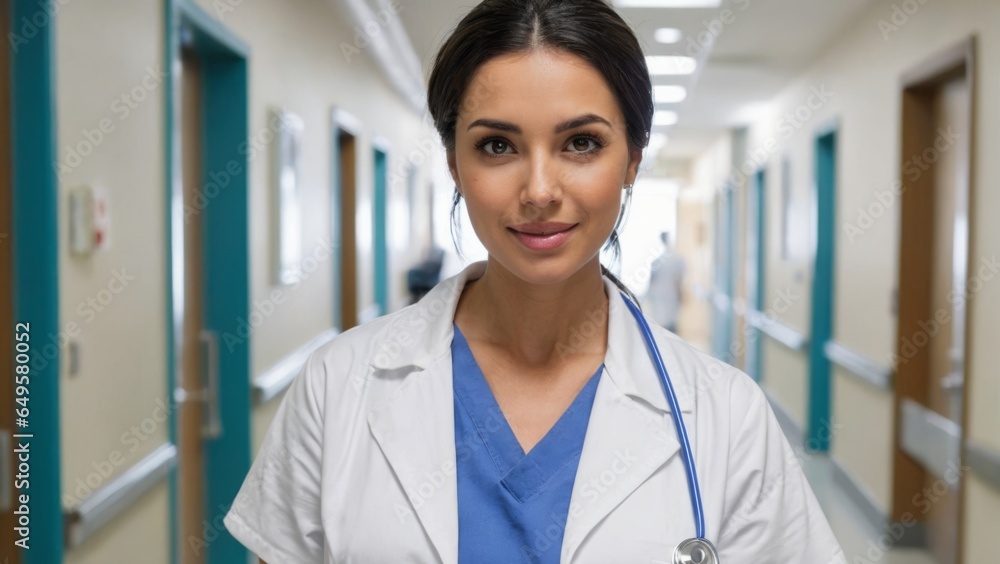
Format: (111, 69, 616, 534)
(891, 36, 976, 561)
(165, 1, 251, 561)
(9, 0, 62, 561)
(808, 120, 838, 453)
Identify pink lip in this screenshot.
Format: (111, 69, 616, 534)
(509, 224, 577, 251)
(512, 221, 576, 235)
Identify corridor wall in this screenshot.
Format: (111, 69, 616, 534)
(54, 0, 436, 562)
(718, 0, 1000, 558)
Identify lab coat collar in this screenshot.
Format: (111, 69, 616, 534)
(369, 260, 692, 415)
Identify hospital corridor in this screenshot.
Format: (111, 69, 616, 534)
(3, 0, 1000, 562)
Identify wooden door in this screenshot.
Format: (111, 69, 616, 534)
(338, 131, 358, 330)
(179, 46, 207, 564)
(894, 39, 974, 564)
(923, 69, 969, 564)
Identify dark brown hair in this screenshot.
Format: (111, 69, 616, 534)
(427, 0, 654, 304)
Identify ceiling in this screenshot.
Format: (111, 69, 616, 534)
(390, 0, 875, 161)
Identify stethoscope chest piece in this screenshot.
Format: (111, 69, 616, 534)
(672, 537, 719, 564)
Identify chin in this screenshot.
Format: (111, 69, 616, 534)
(489, 251, 596, 287)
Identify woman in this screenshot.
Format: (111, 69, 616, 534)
(224, 0, 846, 562)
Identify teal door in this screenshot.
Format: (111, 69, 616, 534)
(713, 187, 736, 363)
(746, 169, 767, 382)
(167, 2, 251, 562)
(9, 0, 62, 561)
(373, 147, 388, 316)
(808, 129, 837, 452)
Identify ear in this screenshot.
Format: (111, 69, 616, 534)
(447, 149, 461, 196)
(624, 147, 643, 187)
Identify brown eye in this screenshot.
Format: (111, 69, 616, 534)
(568, 136, 603, 154)
(487, 140, 510, 154)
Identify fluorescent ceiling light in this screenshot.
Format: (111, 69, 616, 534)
(615, 0, 722, 7)
(654, 85, 687, 104)
(646, 56, 697, 76)
(653, 111, 679, 126)
(654, 28, 682, 44)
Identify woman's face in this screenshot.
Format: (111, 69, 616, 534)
(448, 47, 643, 285)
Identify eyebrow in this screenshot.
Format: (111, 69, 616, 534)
(466, 113, 612, 133)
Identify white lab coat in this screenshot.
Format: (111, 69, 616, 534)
(224, 260, 846, 564)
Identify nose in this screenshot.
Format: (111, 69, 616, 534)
(519, 152, 563, 211)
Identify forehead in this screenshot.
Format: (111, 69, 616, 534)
(458, 48, 624, 129)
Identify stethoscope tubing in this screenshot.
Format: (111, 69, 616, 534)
(619, 292, 707, 540)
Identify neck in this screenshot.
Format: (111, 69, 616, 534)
(456, 257, 610, 369)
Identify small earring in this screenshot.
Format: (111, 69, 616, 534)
(624, 183, 633, 190)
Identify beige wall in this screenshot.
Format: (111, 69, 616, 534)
(188, 0, 435, 380)
(675, 193, 712, 350)
(688, 0, 1000, 556)
(186, 0, 436, 456)
(831, 366, 895, 510)
(678, 135, 731, 352)
(761, 340, 808, 427)
(57, 0, 434, 561)
(963, 473, 1000, 564)
(56, 1, 171, 562)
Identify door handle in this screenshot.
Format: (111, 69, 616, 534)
(940, 370, 964, 392)
(173, 330, 223, 439)
(200, 330, 223, 439)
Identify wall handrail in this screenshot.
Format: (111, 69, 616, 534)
(64, 443, 177, 549)
(253, 328, 338, 405)
(745, 308, 809, 352)
(900, 399, 962, 483)
(824, 340, 893, 390)
(966, 439, 1000, 494)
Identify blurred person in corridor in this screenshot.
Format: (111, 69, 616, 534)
(644, 231, 686, 334)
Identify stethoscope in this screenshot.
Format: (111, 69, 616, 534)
(620, 291, 721, 564)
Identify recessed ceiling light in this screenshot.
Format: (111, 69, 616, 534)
(654, 111, 679, 126)
(646, 56, 697, 76)
(654, 28, 682, 44)
(614, 0, 722, 8)
(654, 85, 687, 104)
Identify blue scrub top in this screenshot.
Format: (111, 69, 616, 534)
(451, 323, 604, 564)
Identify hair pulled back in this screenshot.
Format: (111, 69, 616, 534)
(427, 0, 654, 303)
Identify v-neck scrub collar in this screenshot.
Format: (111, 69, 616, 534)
(452, 322, 603, 562)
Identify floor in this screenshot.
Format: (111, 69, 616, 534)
(797, 437, 938, 564)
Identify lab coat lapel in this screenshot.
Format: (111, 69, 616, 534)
(561, 280, 692, 563)
(560, 380, 681, 562)
(367, 353, 458, 564)
(365, 262, 487, 564)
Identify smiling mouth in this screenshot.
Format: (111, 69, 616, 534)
(508, 225, 578, 251)
(509, 226, 575, 235)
